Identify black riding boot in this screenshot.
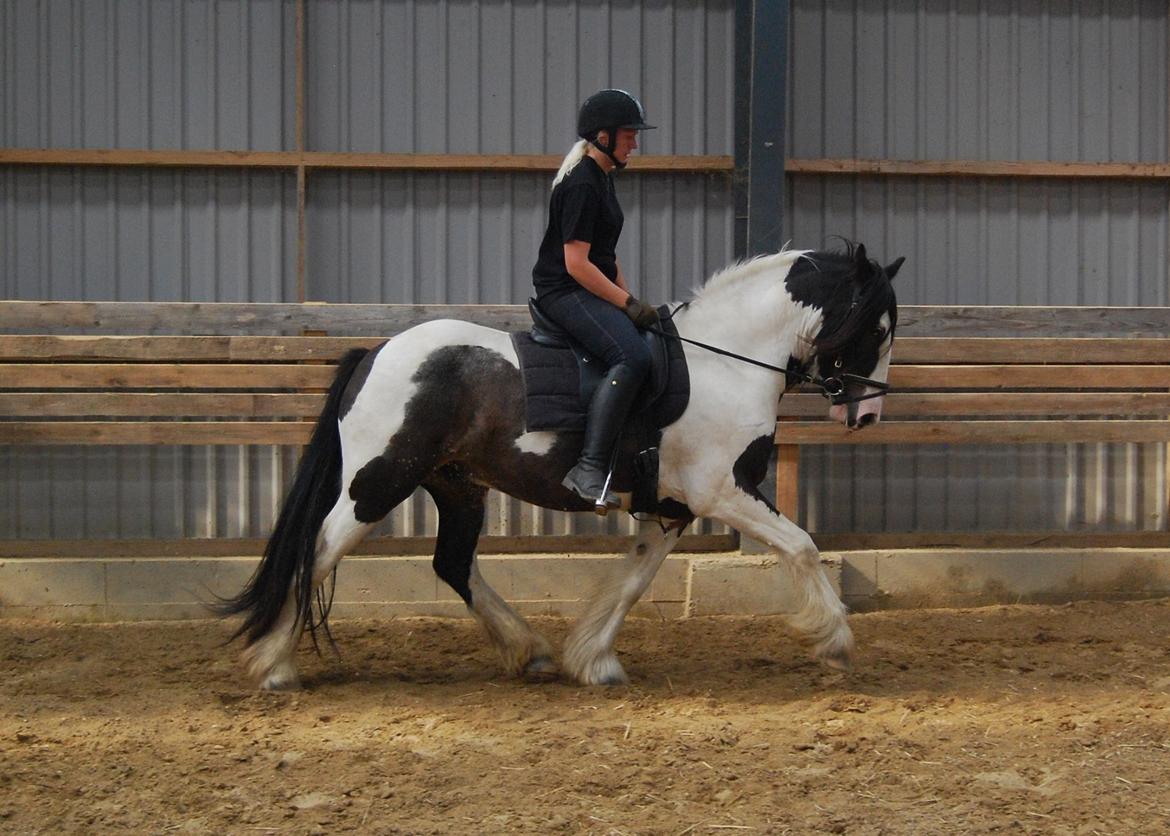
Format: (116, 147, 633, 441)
(562, 362, 642, 514)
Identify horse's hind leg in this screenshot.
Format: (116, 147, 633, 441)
(424, 468, 555, 679)
(242, 497, 374, 690)
(563, 516, 691, 686)
(244, 447, 432, 689)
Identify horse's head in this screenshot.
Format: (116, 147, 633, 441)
(793, 243, 903, 429)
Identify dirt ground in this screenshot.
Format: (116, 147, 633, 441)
(3, 600, 1170, 835)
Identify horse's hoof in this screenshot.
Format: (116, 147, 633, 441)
(817, 649, 852, 672)
(523, 655, 559, 682)
(575, 655, 629, 686)
(596, 673, 630, 687)
(259, 673, 302, 692)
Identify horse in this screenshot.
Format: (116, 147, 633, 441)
(216, 242, 903, 690)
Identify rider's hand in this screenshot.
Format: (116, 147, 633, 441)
(623, 295, 660, 329)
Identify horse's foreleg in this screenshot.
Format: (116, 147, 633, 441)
(705, 487, 853, 670)
(563, 516, 691, 685)
(425, 472, 555, 679)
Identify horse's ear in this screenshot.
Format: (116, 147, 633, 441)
(853, 242, 868, 272)
(885, 256, 905, 281)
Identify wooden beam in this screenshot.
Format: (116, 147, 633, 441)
(0, 147, 734, 174)
(810, 531, 1170, 551)
(7, 302, 1170, 338)
(0, 301, 533, 335)
(0, 532, 738, 558)
(786, 158, 1170, 180)
(891, 336, 1170, 364)
(779, 392, 1170, 418)
(0, 363, 336, 388)
(0, 335, 383, 361)
(9, 149, 1170, 180)
(0, 421, 314, 445)
(0, 393, 324, 418)
(890, 365, 1170, 389)
(776, 420, 1170, 446)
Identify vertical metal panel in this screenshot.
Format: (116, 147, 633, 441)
(305, 0, 735, 156)
(789, 0, 1167, 164)
(0, 0, 296, 150)
(304, 170, 733, 304)
(1, 167, 298, 301)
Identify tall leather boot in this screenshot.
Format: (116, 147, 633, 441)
(562, 362, 642, 514)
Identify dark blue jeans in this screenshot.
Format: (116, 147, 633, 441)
(539, 287, 651, 381)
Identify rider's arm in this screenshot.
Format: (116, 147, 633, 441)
(613, 260, 631, 295)
(564, 240, 630, 309)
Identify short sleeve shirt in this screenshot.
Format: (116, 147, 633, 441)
(532, 156, 624, 296)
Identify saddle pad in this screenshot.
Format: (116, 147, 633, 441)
(511, 310, 690, 433)
(511, 332, 589, 431)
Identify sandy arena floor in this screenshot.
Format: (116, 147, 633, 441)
(3, 599, 1170, 834)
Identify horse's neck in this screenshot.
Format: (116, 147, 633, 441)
(674, 275, 820, 372)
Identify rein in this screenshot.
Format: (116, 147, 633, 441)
(648, 307, 889, 406)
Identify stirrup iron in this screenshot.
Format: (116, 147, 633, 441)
(593, 442, 621, 516)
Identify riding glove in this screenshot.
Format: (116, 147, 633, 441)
(623, 295, 660, 329)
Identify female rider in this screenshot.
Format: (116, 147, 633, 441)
(532, 89, 660, 512)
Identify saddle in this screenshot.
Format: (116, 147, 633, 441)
(510, 299, 691, 514)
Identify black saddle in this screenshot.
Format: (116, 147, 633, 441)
(513, 298, 689, 434)
(511, 298, 691, 516)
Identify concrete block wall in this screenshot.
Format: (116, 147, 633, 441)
(3, 549, 1169, 622)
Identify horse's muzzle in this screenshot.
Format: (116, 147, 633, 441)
(830, 392, 885, 428)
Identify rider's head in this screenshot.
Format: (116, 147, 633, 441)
(576, 89, 655, 169)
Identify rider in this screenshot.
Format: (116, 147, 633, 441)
(532, 89, 661, 512)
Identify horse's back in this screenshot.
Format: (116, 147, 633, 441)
(389, 318, 518, 366)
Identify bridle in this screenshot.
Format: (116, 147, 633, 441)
(648, 302, 891, 407)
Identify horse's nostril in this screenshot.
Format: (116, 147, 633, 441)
(857, 412, 877, 428)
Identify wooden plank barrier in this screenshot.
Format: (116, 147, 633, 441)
(775, 307, 1170, 548)
(4, 302, 1170, 554)
(0, 301, 738, 557)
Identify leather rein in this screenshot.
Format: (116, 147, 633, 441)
(648, 305, 890, 407)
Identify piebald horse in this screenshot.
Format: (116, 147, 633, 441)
(218, 243, 902, 689)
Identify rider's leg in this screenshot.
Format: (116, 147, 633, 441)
(539, 288, 651, 509)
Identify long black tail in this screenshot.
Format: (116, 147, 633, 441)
(213, 347, 370, 647)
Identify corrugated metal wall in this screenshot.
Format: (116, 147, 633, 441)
(4, 0, 1168, 540)
(0, 0, 735, 540)
(786, 0, 1170, 533)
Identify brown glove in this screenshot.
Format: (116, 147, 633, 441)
(623, 295, 660, 329)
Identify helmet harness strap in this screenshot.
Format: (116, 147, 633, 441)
(589, 129, 625, 169)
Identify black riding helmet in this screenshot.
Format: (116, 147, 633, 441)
(576, 89, 656, 168)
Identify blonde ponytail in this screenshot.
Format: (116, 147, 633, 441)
(552, 139, 589, 189)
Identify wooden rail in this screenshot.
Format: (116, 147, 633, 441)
(5, 301, 1170, 548)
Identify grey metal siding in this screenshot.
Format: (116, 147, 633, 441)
(1, 0, 735, 542)
(1, 0, 296, 151)
(786, 0, 1170, 534)
(305, 0, 735, 155)
(306, 170, 733, 303)
(789, 0, 1167, 164)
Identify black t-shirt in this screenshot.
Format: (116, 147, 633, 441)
(532, 155, 624, 297)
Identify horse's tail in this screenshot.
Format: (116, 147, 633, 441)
(213, 347, 370, 647)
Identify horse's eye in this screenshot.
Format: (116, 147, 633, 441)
(874, 327, 887, 339)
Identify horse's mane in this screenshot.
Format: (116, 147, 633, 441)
(689, 248, 809, 302)
(687, 243, 896, 357)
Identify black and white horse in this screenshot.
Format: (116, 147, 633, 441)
(218, 243, 902, 690)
